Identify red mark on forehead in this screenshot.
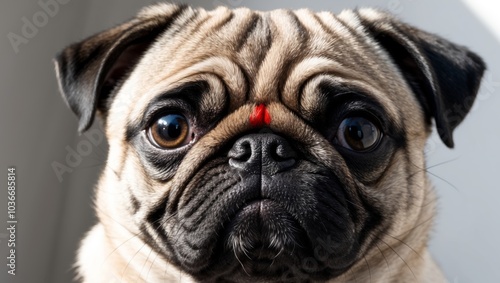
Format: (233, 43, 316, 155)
(249, 104, 271, 127)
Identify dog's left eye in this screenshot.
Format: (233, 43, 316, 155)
(336, 116, 382, 151)
(147, 114, 192, 149)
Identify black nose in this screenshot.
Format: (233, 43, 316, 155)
(228, 133, 296, 175)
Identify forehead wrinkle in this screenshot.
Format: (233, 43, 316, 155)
(313, 12, 374, 73)
(156, 9, 211, 63)
(334, 11, 398, 88)
(313, 10, 414, 105)
(143, 8, 258, 87)
(139, 6, 233, 86)
(182, 6, 234, 48)
(212, 7, 257, 49)
(337, 10, 422, 109)
(294, 9, 339, 54)
(282, 57, 369, 110)
(316, 13, 385, 88)
(234, 12, 272, 89)
(250, 9, 309, 102)
(126, 56, 247, 125)
(181, 8, 255, 61)
(316, 11, 353, 39)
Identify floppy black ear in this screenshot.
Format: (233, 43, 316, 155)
(358, 9, 486, 148)
(54, 4, 188, 132)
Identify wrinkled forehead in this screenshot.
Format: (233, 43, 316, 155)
(117, 6, 414, 126)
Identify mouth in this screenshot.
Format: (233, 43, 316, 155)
(218, 198, 310, 279)
(224, 198, 307, 258)
(218, 196, 357, 281)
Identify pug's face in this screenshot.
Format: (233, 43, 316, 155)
(56, 4, 484, 282)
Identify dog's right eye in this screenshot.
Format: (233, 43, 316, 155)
(335, 116, 382, 152)
(147, 114, 192, 149)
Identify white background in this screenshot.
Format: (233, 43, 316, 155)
(0, 1, 499, 282)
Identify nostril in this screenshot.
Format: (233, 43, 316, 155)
(269, 143, 285, 162)
(228, 140, 252, 161)
(239, 142, 252, 162)
(228, 140, 256, 172)
(269, 143, 280, 161)
(269, 141, 295, 160)
(274, 147, 296, 169)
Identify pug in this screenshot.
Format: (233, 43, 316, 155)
(55, 3, 485, 282)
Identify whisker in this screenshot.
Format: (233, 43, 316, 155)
(363, 255, 372, 283)
(377, 238, 417, 280)
(407, 159, 459, 192)
(374, 242, 390, 270)
(140, 244, 155, 278)
(120, 241, 148, 281)
(146, 249, 161, 281)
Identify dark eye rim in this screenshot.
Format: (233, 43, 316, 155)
(333, 112, 384, 153)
